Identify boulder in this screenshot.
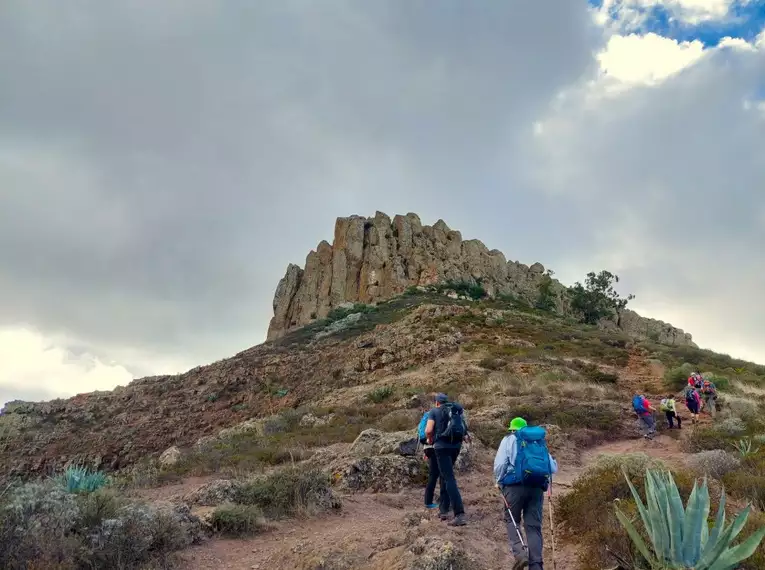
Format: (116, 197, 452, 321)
(349, 429, 418, 457)
(158, 446, 181, 467)
(183, 479, 242, 506)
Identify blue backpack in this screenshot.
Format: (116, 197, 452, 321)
(632, 395, 647, 414)
(417, 411, 429, 444)
(501, 426, 551, 489)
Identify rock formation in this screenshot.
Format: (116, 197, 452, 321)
(267, 211, 695, 346)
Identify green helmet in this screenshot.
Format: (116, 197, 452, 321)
(508, 417, 527, 431)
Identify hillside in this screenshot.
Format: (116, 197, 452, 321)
(2, 215, 765, 569)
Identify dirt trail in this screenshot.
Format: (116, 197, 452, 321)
(176, 431, 692, 570)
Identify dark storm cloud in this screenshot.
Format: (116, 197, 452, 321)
(0, 0, 599, 369)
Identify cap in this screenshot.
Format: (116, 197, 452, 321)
(434, 393, 449, 404)
(508, 417, 528, 431)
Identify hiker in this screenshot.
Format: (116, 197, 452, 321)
(417, 406, 441, 510)
(632, 394, 657, 439)
(660, 394, 682, 429)
(684, 384, 701, 424)
(494, 417, 558, 570)
(425, 392, 470, 526)
(702, 380, 717, 417)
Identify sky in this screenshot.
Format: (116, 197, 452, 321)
(1, 0, 764, 406)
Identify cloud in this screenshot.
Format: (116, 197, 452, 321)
(1, 0, 764, 405)
(596, 33, 706, 85)
(525, 28, 765, 362)
(0, 0, 600, 402)
(0, 328, 132, 406)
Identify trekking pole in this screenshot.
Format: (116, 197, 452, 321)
(548, 479, 557, 570)
(499, 484, 527, 552)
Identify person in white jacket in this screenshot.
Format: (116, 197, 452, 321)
(493, 417, 558, 570)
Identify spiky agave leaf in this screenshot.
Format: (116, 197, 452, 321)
(662, 471, 685, 564)
(697, 504, 755, 568)
(707, 526, 765, 570)
(614, 505, 659, 569)
(699, 487, 727, 561)
(681, 476, 709, 566)
(623, 467, 655, 545)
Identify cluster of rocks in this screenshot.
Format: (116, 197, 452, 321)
(267, 211, 695, 347)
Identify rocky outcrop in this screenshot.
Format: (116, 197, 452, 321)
(267, 211, 695, 347)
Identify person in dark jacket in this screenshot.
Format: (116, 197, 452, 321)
(425, 392, 470, 526)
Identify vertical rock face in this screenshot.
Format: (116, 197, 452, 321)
(266, 212, 695, 347)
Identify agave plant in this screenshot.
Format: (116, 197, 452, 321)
(615, 468, 765, 569)
(732, 437, 761, 459)
(55, 464, 109, 493)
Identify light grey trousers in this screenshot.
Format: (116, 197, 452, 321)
(502, 484, 545, 570)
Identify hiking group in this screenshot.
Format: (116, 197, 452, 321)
(417, 393, 558, 570)
(632, 371, 719, 438)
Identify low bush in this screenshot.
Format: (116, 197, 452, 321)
(0, 481, 200, 569)
(233, 468, 340, 519)
(209, 504, 267, 537)
(717, 416, 747, 436)
(685, 449, 740, 479)
(664, 363, 695, 391)
(367, 386, 394, 403)
(681, 426, 735, 453)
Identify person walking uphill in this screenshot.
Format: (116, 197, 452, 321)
(660, 395, 682, 429)
(632, 394, 657, 439)
(684, 384, 701, 425)
(425, 393, 470, 526)
(494, 417, 558, 570)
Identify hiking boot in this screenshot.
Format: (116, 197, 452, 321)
(447, 513, 467, 526)
(425, 503, 438, 509)
(438, 512, 451, 521)
(512, 553, 529, 569)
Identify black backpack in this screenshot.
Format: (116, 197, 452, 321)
(438, 403, 467, 443)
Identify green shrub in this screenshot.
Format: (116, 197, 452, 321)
(233, 468, 340, 519)
(210, 504, 267, 536)
(568, 270, 634, 325)
(437, 280, 486, 300)
(367, 386, 394, 403)
(664, 363, 695, 391)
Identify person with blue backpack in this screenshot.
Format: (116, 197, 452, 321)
(494, 417, 558, 570)
(424, 392, 470, 526)
(632, 393, 657, 439)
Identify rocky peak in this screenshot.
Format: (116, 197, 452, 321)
(266, 211, 694, 347)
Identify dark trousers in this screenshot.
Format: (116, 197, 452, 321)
(665, 410, 682, 428)
(503, 484, 545, 570)
(424, 448, 439, 506)
(435, 447, 464, 516)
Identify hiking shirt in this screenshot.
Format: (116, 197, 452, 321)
(427, 403, 465, 450)
(661, 398, 676, 413)
(493, 433, 559, 484)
